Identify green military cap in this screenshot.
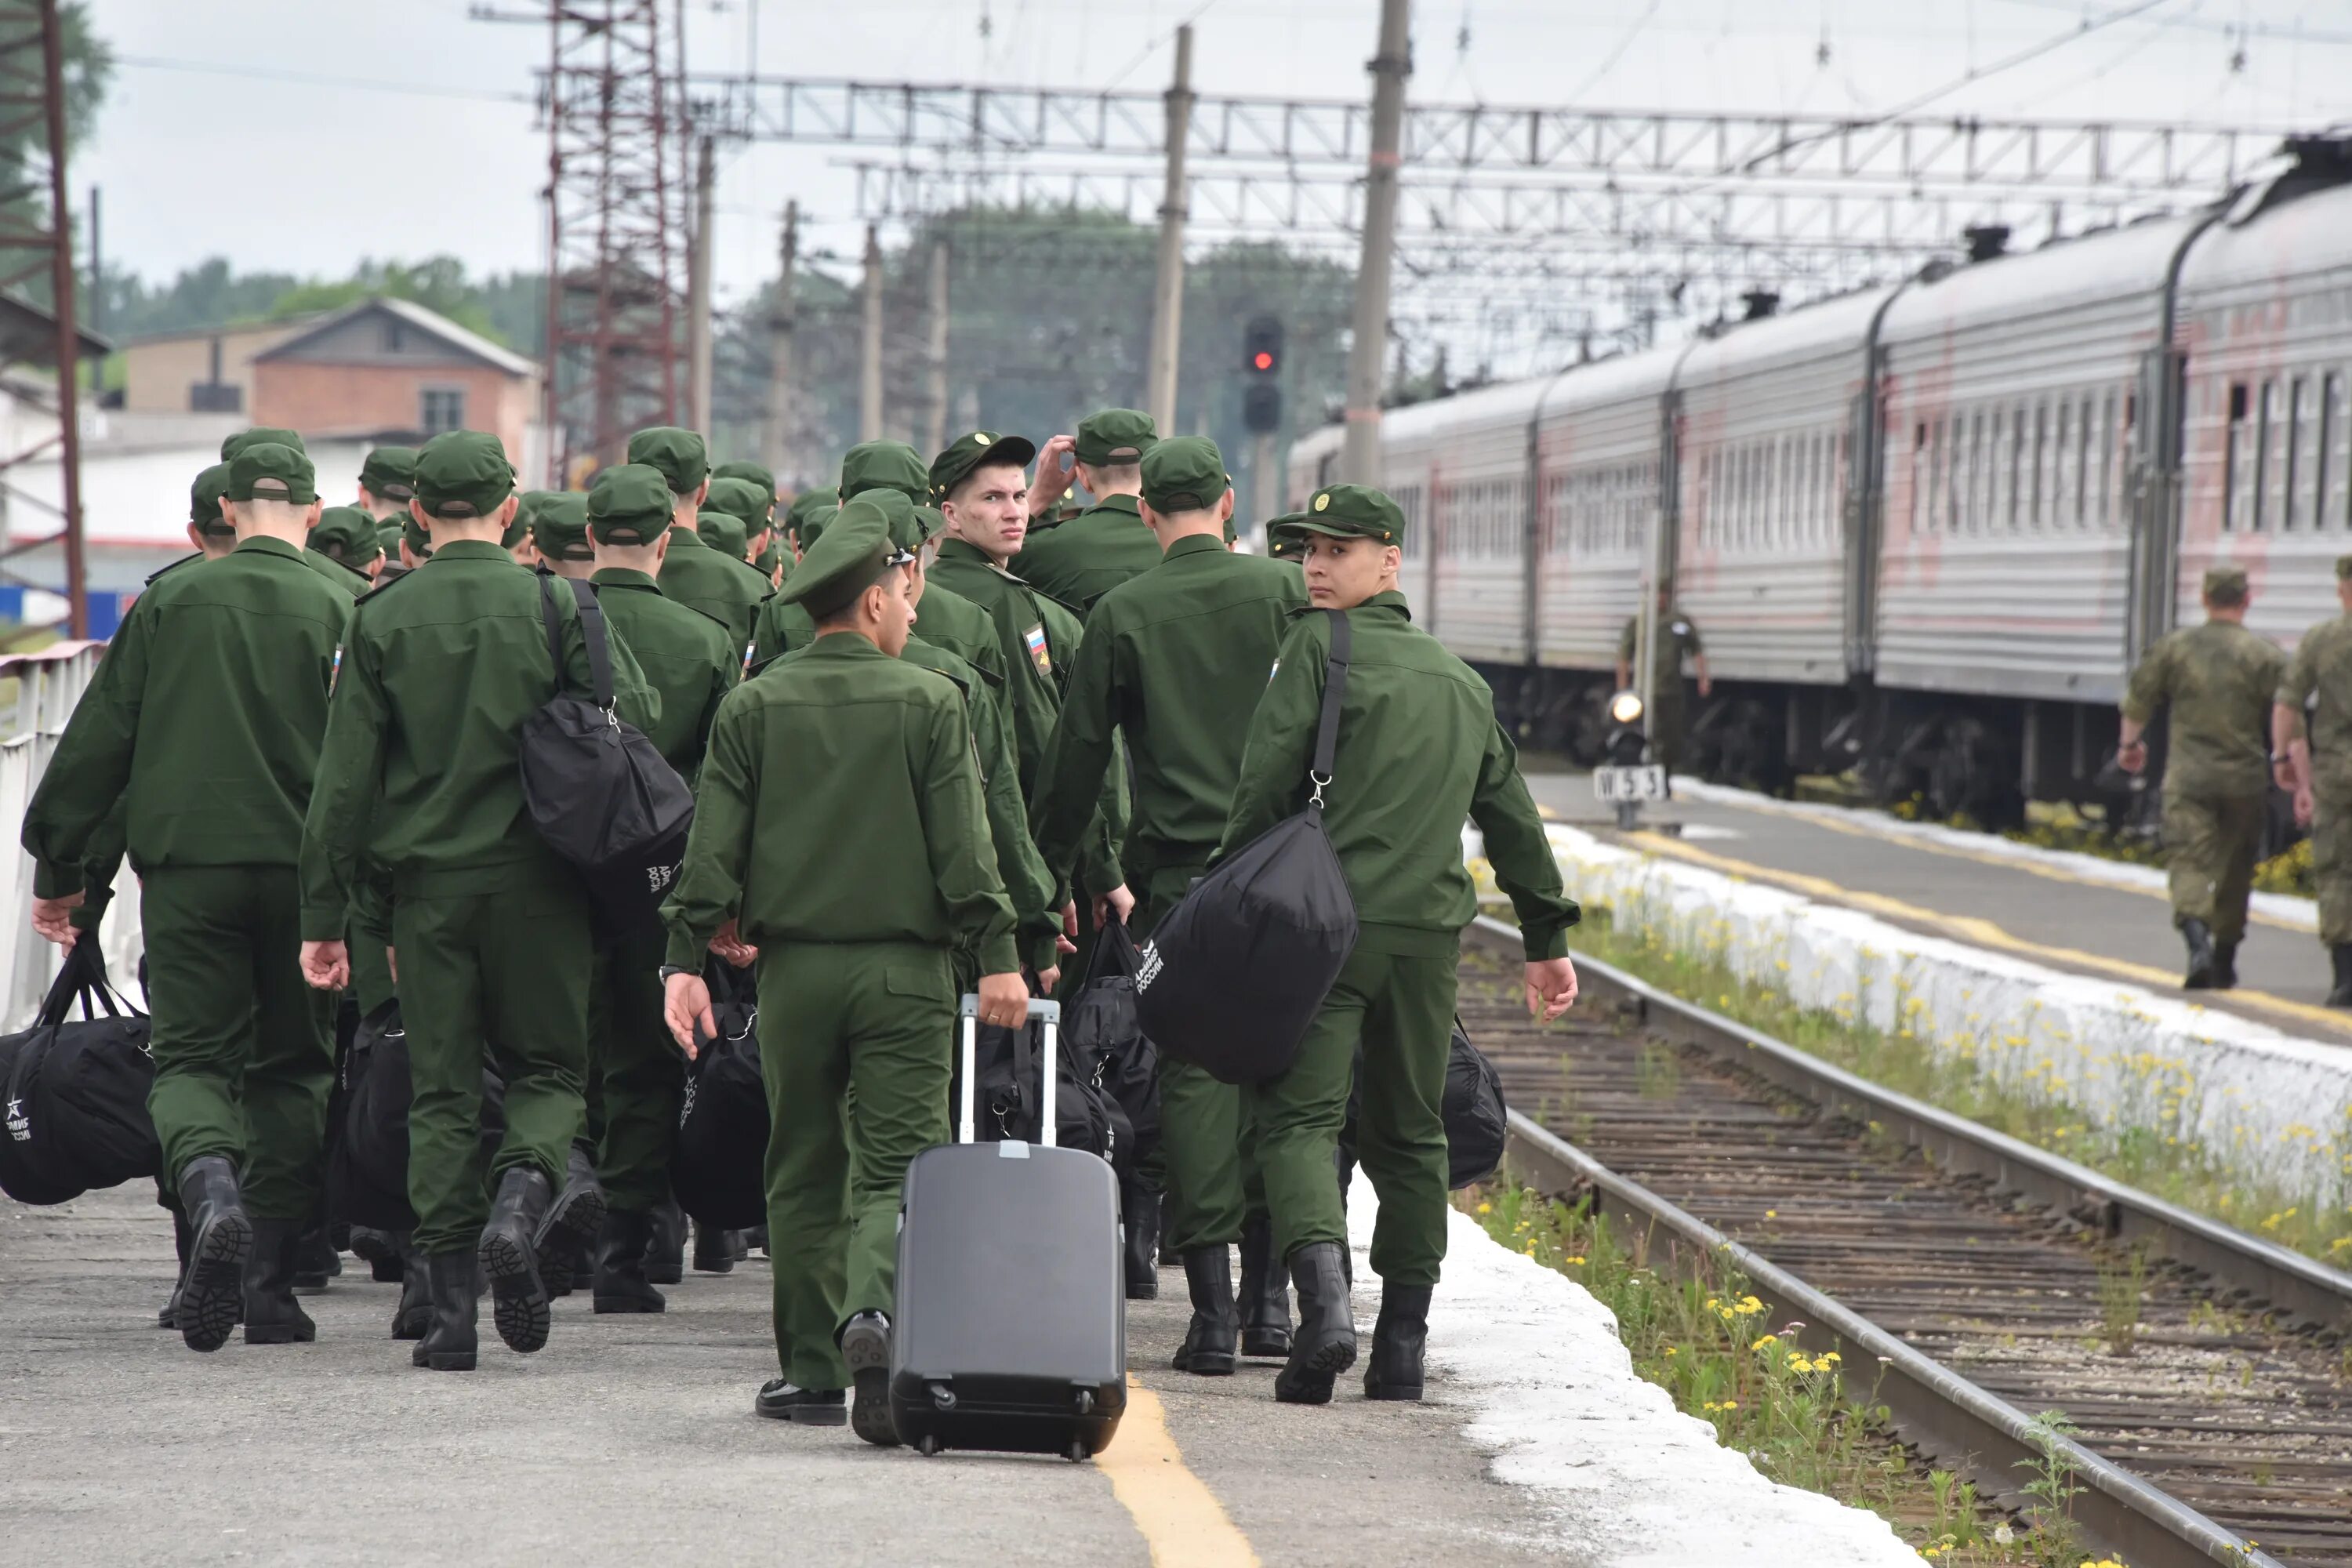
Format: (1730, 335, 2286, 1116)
(626, 426, 709, 494)
(784, 488, 835, 536)
(529, 492, 594, 561)
(1274, 481, 1408, 548)
(850, 488, 943, 555)
(928, 429, 1036, 501)
(1075, 408, 1157, 466)
(702, 475, 771, 528)
(376, 517, 405, 554)
(1139, 435, 1228, 514)
(190, 462, 234, 535)
(797, 503, 839, 551)
(1262, 511, 1307, 560)
(585, 463, 675, 546)
(220, 426, 307, 461)
(2203, 562, 2249, 598)
(414, 429, 516, 520)
(775, 495, 910, 619)
(401, 518, 433, 560)
(711, 459, 777, 506)
(360, 445, 419, 502)
(309, 506, 383, 569)
(227, 441, 318, 505)
(840, 440, 931, 505)
(698, 512, 751, 561)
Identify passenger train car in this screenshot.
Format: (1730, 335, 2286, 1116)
(1288, 139, 2352, 823)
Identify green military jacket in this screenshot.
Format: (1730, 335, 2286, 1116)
(298, 539, 659, 935)
(590, 567, 739, 780)
(2123, 617, 2285, 798)
(304, 546, 372, 596)
(662, 632, 1017, 972)
(25, 535, 352, 891)
(1219, 590, 1581, 958)
(2280, 613, 2352, 790)
(754, 572, 1008, 697)
(1032, 532, 1304, 907)
(1009, 493, 1165, 615)
(1618, 604, 1702, 700)
(657, 524, 768, 656)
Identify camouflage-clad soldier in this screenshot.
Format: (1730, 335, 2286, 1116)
(1614, 579, 1708, 775)
(2122, 563, 2285, 990)
(2274, 555, 2352, 1006)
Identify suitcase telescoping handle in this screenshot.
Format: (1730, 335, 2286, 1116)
(957, 995, 1062, 1148)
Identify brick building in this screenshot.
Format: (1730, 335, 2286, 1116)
(249, 297, 539, 462)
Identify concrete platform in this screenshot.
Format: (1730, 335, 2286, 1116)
(0, 1175, 1916, 1567)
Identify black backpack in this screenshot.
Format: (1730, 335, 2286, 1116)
(1063, 918, 1158, 1167)
(330, 1000, 506, 1232)
(671, 960, 768, 1230)
(0, 935, 159, 1205)
(519, 575, 695, 938)
(1133, 608, 1359, 1086)
(950, 1011, 1129, 1163)
(1338, 1018, 1509, 1192)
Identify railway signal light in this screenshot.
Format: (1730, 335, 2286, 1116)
(1243, 314, 1283, 433)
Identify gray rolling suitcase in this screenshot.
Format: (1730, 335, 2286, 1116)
(890, 996, 1127, 1460)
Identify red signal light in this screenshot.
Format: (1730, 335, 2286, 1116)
(1252, 351, 1274, 371)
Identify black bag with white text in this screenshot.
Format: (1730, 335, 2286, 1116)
(0, 935, 158, 1206)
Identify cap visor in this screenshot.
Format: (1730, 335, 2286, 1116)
(982, 436, 1038, 472)
(1272, 518, 1365, 541)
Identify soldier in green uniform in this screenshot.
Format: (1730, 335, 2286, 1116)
(2119, 564, 2285, 990)
(1030, 436, 1308, 1367)
(1615, 580, 1708, 775)
(700, 475, 767, 564)
(527, 491, 597, 581)
(308, 506, 385, 583)
(1222, 483, 1581, 1406)
(575, 466, 741, 1311)
(660, 498, 1023, 1445)
(24, 441, 351, 1353)
(220, 426, 304, 463)
(629, 426, 771, 655)
(711, 459, 786, 583)
(1009, 408, 1165, 613)
(298, 430, 656, 1372)
(2274, 555, 2352, 1006)
(358, 446, 419, 523)
(698, 510, 753, 564)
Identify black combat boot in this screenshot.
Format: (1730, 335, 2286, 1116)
(592, 1210, 666, 1314)
(174, 1156, 252, 1352)
(478, 1167, 555, 1354)
(412, 1251, 479, 1371)
(1122, 1180, 1160, 1301)
(839, 1310, 900, 1447)
(692, 1221, 737, 1274)
(292, 1223, 339, 1292)
(535, 1144, 608, 1299)
(2212, 940, 2239, 990)
(349, 1225, 404, 1283)
(243, 1219, 318, 1345)
(1362, 1284, 1434, 1401)
(2181, 918, 2217, 989)
(754, 1380, 846, 1425)
(1273, 1241, 1356, 1406)
(393, 1241, 433, 1340)
(1171, 1246, 1238, 1376)
(646, 1198, 686, 1285)
(2331, 946, 2352, 1008)
(159, 1207, 193, 1329)
(1238, 1214, 1292, 1359)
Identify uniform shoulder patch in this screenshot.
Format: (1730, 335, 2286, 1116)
(1022, 622, 1053, 677)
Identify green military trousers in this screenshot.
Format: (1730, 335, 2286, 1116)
(2314, 771, 2352, 947)
(1134, 875, 1260, 1251)
(391, 864, 593, 1254)
(590, 924, 681, 1213)
(2161, 786, 2267, 946)
(756, 940, 954, 1390)
(1248, 935, 1457, 1287)
(141, 866, 334, 1221)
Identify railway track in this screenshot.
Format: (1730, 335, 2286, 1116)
(1460, 918, 2352, 1568)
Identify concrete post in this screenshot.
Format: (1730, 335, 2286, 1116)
(1144, 24, 1194, 436)
(1340, 0, 1410, 485)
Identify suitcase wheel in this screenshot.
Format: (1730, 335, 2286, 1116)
(1066, 1438, 1088, 1464)
(1072, 1388, 1095, 1416)
(916, 1434, 942, 1457)
(928, 1381, 956, 1411)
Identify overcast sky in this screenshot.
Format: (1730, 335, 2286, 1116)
(78, 0, 2352, 314)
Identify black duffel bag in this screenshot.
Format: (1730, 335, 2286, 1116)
(671, 960, 768, 1230)
(1063, 917, 1158, 1169)
(0, 934, 159, 1205)
(951, 1009, 1128, 1163)
(1133, 608, 1359, 1087)
(520, 574, 695, 938)
(332, 1000, 506, 1232)
(1339, 1018, 1510, 1192)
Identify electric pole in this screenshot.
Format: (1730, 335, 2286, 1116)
(1341, 0, 1410, 484)
(925, 238, 949, 459)
(766, 200, 797, 483)
(688, 134, 716, 434)
(860, 223, 884, 443)
(1144, 23, 1193, 435)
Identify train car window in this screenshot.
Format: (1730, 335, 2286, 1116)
(2100, 391, 2119, 529)
(2223, 381, 2250, 533)
(2322, 372, 2345, 531)
(2053, 401, 2072, 532)
(1940, 416, 1958, 534)
(2255, 380, 2278, 532)
(2003, 405, 2022, 531)
(1969, 408, 1989, 534)
(2074, 397, 2092, 528)
(2289, 376, 2313, 532)
(2027, 401, 2045, 531)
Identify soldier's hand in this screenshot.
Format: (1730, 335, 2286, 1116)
(2118, 739, 2147, 775)
(976, 971, 1029, 1029)
(300, 939, 350, 992)
(1033, 964, 1062, 996)
(30, 891, 83, 947)
(710, 918, 758, 967)
(666, 972, 717, 1057)
(2297, 786, 2316, 827)
(1027, 435, 1078, 515)
(1524, 956, 1578, 1021)
(1094, 884, 1136, 927)
(1697, 677, 1712, 699)
(2275, 759, 2301, 793)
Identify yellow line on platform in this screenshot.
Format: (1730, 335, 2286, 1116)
(1097, 1376, 1260, 1568)
(1622, 829, 2352, 1041)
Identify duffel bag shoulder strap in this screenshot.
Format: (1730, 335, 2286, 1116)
(36, 934, 137, 1027)
(1308, 607, 1352, 810)
(539, 574, 616, 712)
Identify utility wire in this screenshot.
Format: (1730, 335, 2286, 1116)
(112, 53, 534, 106)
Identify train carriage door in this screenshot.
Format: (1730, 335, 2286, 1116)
(2126, 209, 2224, 666)
(1848, 278, 1916, 681)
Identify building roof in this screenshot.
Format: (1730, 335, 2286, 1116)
(118, 312, 328, 349)
(0, 291, 112, 370)
(251, 295, 536, 379)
